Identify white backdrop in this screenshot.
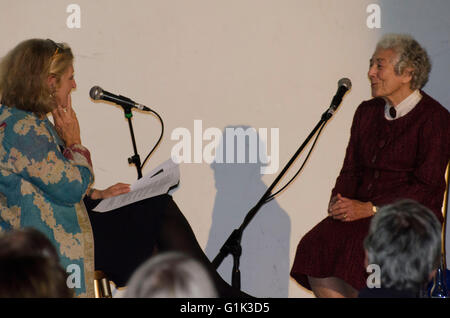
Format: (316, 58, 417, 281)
(1, 0, 448, 298)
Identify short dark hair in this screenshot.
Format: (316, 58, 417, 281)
(0, 228, 73, 298)
(0, 255, 73, 298)
(0, 227, 59, 261)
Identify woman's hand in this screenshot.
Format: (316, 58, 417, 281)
(328, 193, 374, 222)
(89, 183, 131, 200)
(51, 94, 81, 147)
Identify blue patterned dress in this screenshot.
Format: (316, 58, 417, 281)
(0, 105, 95, 297)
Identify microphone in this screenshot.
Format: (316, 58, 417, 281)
(89, 86, 151, 111)
(327, 78, 352, 116)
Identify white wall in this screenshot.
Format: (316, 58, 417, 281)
(0, 0, 423, 297)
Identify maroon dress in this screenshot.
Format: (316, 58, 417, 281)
(290, 92, 450, 291)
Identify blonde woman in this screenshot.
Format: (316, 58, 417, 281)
(0, 39, 247, 298)
(0, 39, 98, 297)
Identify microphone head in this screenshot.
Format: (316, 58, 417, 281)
(338, 78, 352, 90)
(89, 86, 104, 100)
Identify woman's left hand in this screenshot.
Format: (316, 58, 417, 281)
(89, 183, 131, 200)
(328, 193, 374, 222)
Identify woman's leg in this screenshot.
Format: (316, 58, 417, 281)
(87, 195, 250, 297)
(87, 197, 164, 287)
(308, 276, 358, 298)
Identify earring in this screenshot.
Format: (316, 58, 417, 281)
(49, 86, 56, 98)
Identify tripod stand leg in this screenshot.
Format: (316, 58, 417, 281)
(232, 254, 241, 290)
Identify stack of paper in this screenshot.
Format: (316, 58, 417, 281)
(92, 159, 180, 213)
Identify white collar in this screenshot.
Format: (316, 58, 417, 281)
(384, 90, 422, 120)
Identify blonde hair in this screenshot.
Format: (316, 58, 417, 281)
(0, 39, 73, 115)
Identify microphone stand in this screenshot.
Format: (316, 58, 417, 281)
(121, 105, 143, 179)
(212, 108, 337, 289)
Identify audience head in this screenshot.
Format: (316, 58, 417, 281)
(0, 227, 59, 261)
(124, 252, 218, 298)
(364, 199, 442, 292)
(0, 228, 73, 298)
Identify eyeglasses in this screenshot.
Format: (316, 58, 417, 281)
(46, 39, 65, 59)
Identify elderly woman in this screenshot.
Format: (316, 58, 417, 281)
(0, 39, 245, 298)
(290, 34, 450, 297)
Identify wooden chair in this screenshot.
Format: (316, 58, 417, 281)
(94, 270, 112, 298)
(442, 162, 449, 269)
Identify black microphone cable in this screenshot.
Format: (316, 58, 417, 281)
(140, 107, 164, 170)
(264, 78, 350, 203)
(264, 120, 327, 203)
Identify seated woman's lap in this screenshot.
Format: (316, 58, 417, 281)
(85, 194, 168, 287)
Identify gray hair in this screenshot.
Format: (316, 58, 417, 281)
(364, 199, 441, 292)
(123, 252, 218, 298)
(376, 33, 431, 90)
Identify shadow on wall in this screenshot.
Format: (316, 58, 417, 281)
(205, 125, 291, 298)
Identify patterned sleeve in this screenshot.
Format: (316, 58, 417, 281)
(3, 118, 94, 206)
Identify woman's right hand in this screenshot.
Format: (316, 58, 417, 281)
(89, 183, 131, 200)
(51, 94, 81, 147)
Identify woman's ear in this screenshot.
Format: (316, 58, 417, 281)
(401, 67, 414, 84)
(47, 74, 57, 91)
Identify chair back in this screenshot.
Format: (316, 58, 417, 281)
(443, 162, 449, 269)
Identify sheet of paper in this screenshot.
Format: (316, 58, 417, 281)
(92, 159, 180, 213)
